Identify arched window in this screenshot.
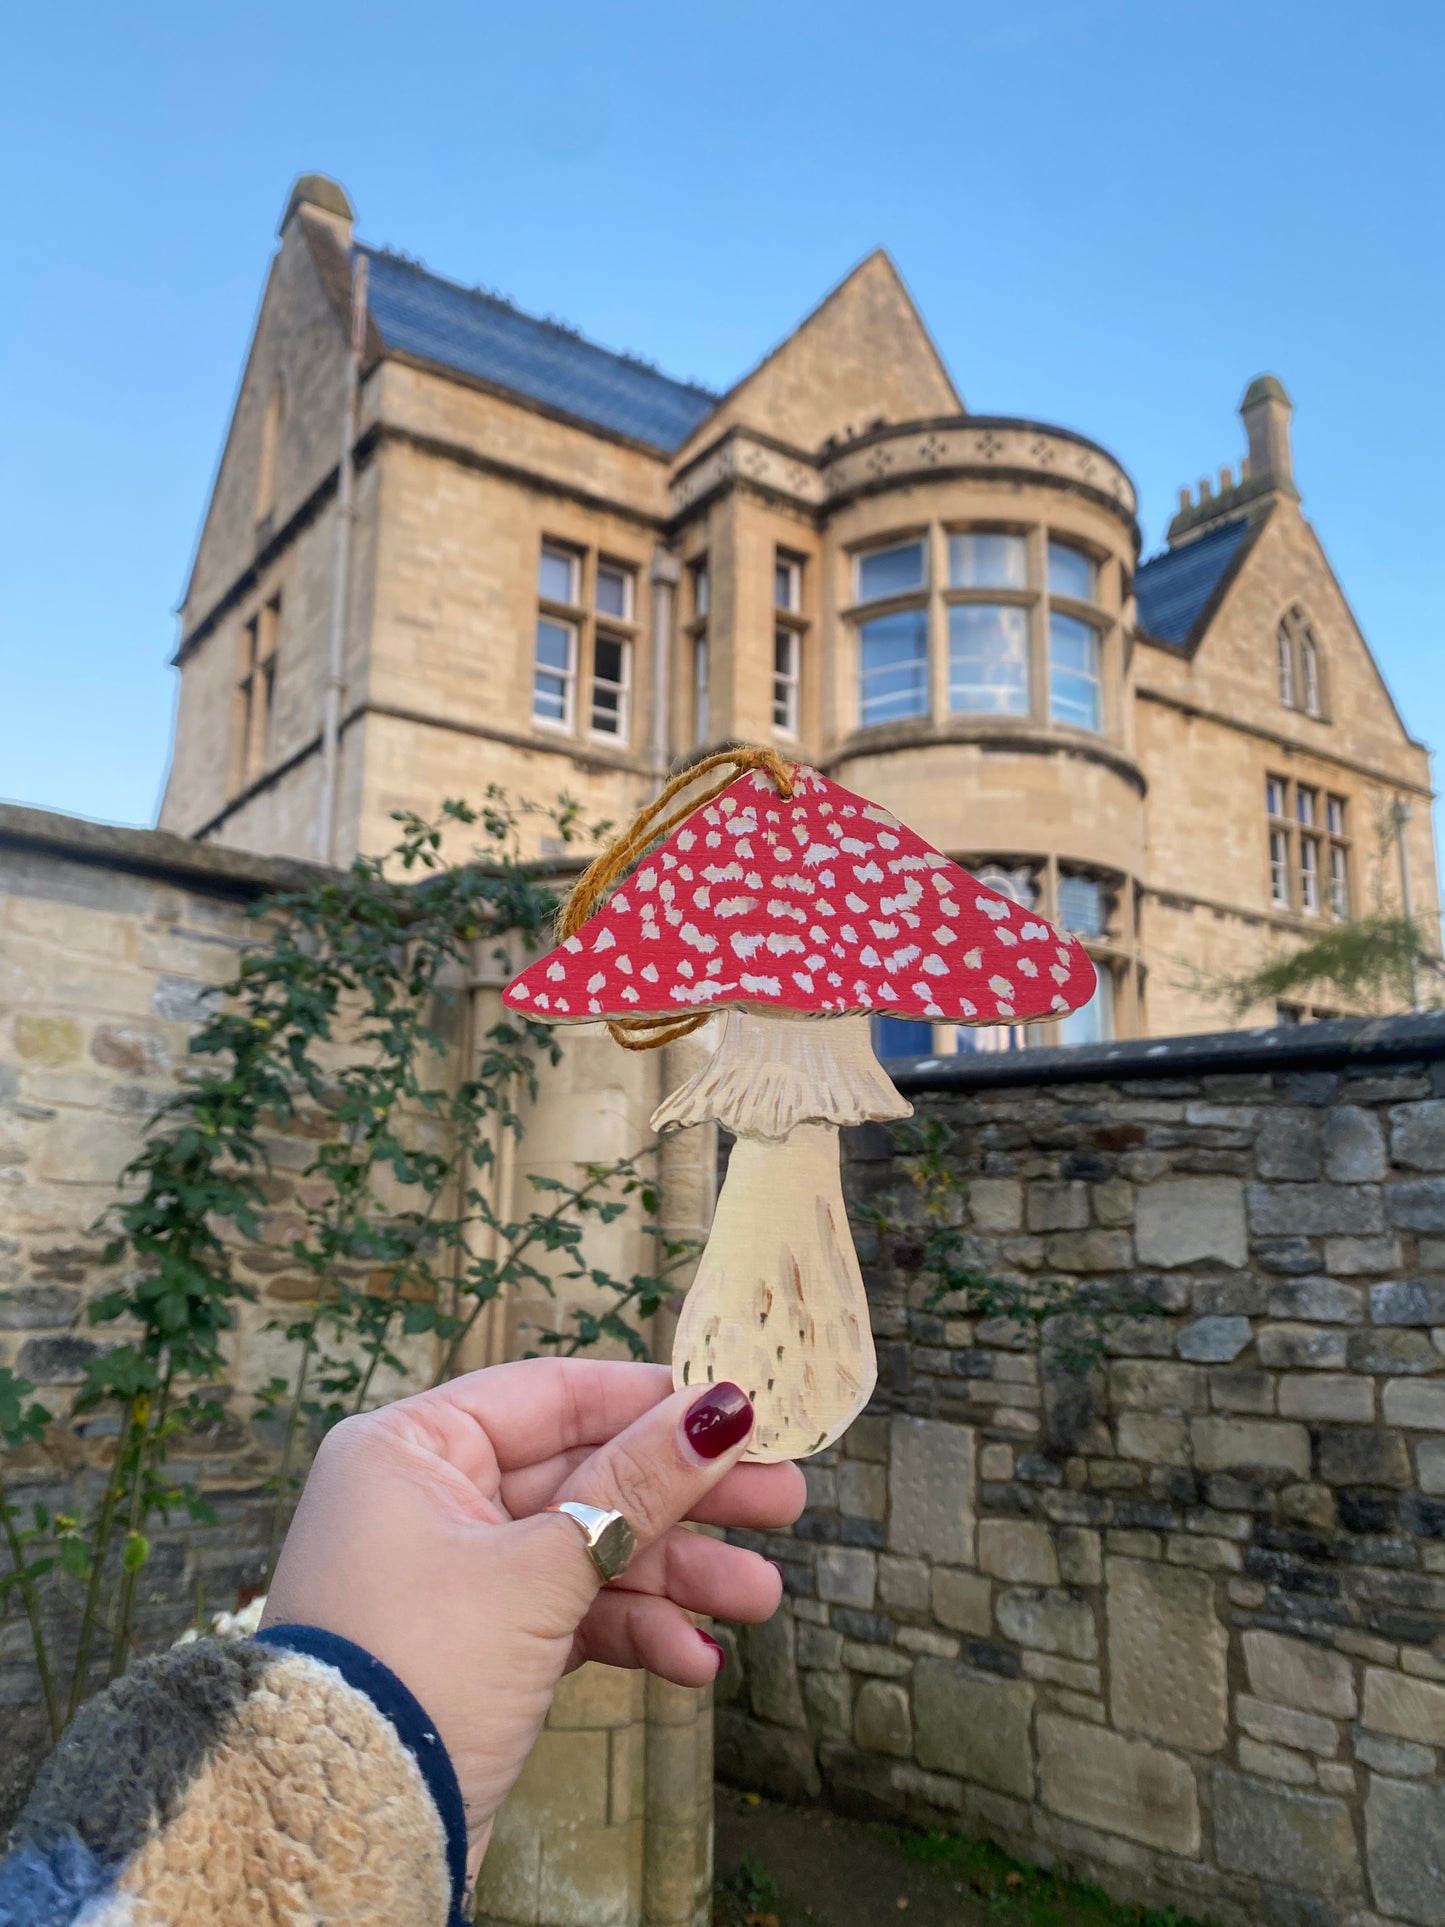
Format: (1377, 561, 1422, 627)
(1277, 605, 1324, 719)
(255, 378, 285, 524)
(1276, 623, 1295, 707)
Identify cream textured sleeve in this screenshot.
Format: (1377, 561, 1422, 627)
(0, 1630, 466, 1927)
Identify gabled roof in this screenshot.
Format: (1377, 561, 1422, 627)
(672, 249, 961, 462)
(1135, 516, 1254, 649)
(360, 247, 718, 452)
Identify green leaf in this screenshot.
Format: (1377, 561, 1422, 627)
(121, 1531, 151, 1572)
(59, 1536, 91, 1580)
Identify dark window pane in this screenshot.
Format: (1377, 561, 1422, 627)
(872, 1015, 934, 1059)
(596, 566, 630, 619)
(1058, 874, 1106, 937)
(594, 636, 624, 684)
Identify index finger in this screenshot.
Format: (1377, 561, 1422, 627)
(384, 1358, 675, 1483)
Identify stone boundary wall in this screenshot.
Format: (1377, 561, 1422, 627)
(0, 804, 711, 1927)
(718, 1015, 1445, 1927)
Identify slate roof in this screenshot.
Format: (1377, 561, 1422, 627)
(1135, 516, 1252, 648)
(360, 248, 718, 451)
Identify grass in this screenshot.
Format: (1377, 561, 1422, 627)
(891, 1829, 1209, 1927)
(716, 1818, 1211, 1927)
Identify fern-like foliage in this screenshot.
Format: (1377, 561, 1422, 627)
(1211, 915, 1444, 1020)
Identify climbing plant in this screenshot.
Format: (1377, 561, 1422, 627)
(0, 793, 694, 1739)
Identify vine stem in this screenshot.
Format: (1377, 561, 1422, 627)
(2, 1503, 62, 1742)
(107, 1375, 171, 1682)
(264, 1320, 318, 1587)
(349, 1159, 458, 1418)
(67, 1403, 136, 1722)
(431, 1157, 639, 1386)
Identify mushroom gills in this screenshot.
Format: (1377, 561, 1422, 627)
(672, 1123, 876, 1462)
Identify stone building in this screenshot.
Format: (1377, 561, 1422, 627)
(159, 174, 1437, 1050)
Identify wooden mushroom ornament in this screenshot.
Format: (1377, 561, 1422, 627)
(504, 760, 1097, 1462)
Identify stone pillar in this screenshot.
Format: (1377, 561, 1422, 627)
(643, 1676, 714, 1927)
(474, 1665, 712, 1927)
(467, 1006, 718, 1926)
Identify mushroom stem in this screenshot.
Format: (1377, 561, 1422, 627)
(659, 1010, 911, 1459)
(672, 1122, 873, 1462)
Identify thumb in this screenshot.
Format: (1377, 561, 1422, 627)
(538, 1380, 755, 1590)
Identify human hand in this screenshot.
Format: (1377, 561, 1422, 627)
(261, 1359, 804, 1866)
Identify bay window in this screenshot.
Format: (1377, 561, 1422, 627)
(853, 521, 1112, 739)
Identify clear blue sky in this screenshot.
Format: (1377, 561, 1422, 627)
(1, 0, 1440, 860)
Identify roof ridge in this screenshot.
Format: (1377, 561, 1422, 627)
(358, 242, 718, 400)
(1137, 512, 1249, 571)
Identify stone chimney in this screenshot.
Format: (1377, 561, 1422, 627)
(1239, 374, 1295, 495)
(278, 173, 354, 242)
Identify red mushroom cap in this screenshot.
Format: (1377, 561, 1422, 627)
(504, 766, 1097, 1026)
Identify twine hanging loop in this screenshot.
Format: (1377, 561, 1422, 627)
(557, 746, 796, 1051)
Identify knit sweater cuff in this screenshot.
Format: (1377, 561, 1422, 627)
(257, 1624, 469, 1922)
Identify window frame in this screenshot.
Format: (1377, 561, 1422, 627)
(854, 536, 929, 606)
(772, 626, 801, 735)
(774, 554, 803, 615)
(232, 593, 281, 794)
(533, 539, 641, 744)
(589, 631, 631, 740)
(1277, 605, 1327, 721)
(1048, 610, 1103, 733)
(538, 543, 582, 610)
(693, 633, 710, 744)
(946, 600, 1031, 718)
(1046, 537, 1098, 605)
(948, 528, 1029, 592)
(533, 614, 579, 732)
(858, 604, 931, 728)
(1266, 774, 1350, 918)
(1057, 871, 1110, 941)
(594, 560, 635, 623)
(850, 520, 1113, 739)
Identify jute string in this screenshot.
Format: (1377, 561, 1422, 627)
(558, 746, 796, 1051)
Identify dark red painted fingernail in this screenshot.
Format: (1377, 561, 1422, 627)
(683, 1382, 753, 1459)
(697, 1629, 726, 1674)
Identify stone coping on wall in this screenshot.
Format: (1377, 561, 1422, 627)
(0, 801, 332, 899)
(0, 802, 588, 903)
(889, 1011, 1445, 1094)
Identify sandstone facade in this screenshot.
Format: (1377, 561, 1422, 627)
(158, 175, 1436, 1051)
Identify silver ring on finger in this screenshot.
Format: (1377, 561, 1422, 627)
(545, 1501, 637, 1583)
